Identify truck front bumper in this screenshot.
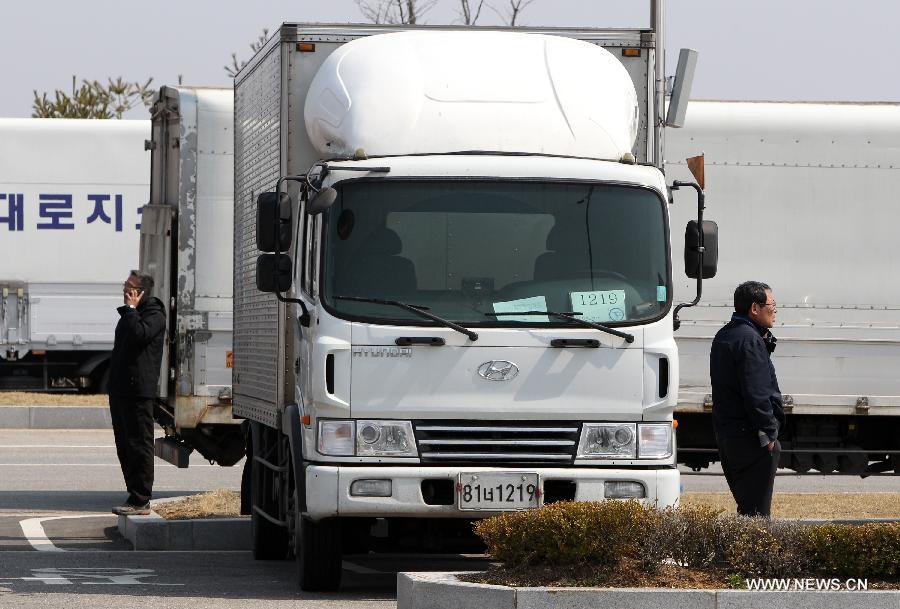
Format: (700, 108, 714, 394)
(304, 465, 679, 520)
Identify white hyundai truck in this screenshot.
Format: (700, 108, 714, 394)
(235, 3, 712, 590)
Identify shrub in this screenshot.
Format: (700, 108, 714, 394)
(473, 500, 651, 569)
(668, 504, 726, 569)
(802, 522, 900, 578)
(724, 517, 811, 577)
(473, 501, 900, 581)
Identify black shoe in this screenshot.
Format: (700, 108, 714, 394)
(112, 502, 151, 516)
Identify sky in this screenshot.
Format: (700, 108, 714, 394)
(2, 0, 900, 119)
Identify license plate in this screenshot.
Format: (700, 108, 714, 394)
(457, 472, 541, 511)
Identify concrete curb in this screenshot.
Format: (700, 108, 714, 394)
(118, 511, 249, 551)
(0, 405, 111, 429)
(396, 572, 899, 609)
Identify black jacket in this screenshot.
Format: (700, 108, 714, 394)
(709, 314, 785, 442)
(108, 296, 167, 398)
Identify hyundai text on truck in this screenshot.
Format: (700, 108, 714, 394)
(234, 3, 713, 590)
(0, 118, 149, 391)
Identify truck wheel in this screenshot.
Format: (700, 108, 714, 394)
(296, 515, 342, 591)
(250, 424, 289, 560)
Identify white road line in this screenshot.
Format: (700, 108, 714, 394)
(19, 514, 110, 552)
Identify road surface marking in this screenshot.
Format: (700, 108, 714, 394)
(12, 568, 183, 586)
(19, 514, 113, 552)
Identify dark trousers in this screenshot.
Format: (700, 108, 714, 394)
(109, 396, 155, 505)
(716, 434, 780, 517)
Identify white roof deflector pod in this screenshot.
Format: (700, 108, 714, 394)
(304, 31, 639, 160)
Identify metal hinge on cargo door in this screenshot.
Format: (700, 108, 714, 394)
(179, 313, 205, 331)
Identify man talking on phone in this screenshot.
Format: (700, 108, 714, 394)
(108, 270, 166, 515)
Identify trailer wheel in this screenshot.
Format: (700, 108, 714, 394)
(296, 515, 342, 591)
(250, 423, 289, 560)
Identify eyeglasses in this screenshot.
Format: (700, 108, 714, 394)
(122, 282, 141, 291)
(760, 301, 777, 309)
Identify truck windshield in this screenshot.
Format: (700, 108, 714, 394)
(321, 180, 669, 326)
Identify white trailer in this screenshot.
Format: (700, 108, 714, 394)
(0, 118, 148, 391)
(668, 100, 900, 475)
(140, 86, 243, 467)
(235, 5, 708, 591)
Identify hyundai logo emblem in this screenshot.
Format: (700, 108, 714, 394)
(477, 360, 519, 381)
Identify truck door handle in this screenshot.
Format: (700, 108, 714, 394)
(394, 337, 445, 346)
(551, 338, 600, 348)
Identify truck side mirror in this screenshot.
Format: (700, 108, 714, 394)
(256, 192, 292, 253)
(685, 220, 718, 279)
(256, 254, 292, 292)
(307, 187, 337, 216)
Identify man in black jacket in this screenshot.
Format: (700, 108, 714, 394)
(710, 281, 785, 517)
(108, 270, 166, 515)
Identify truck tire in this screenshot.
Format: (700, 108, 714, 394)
(250, 423, 289, 560)
(296, 515, 342, 591)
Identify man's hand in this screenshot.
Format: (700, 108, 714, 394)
(124, 288, 143, 307)
(767, 440, 776, 452)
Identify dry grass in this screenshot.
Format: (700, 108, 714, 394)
(0, 392, 108, 406)
(682, 492, 900, 519)
(154, 489, 241, 520)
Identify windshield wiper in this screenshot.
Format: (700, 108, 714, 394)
(486, 310, 635, 343)
(334, 296, 478, 341)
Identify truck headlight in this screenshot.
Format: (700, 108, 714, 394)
(577, 423, 637, 459)
(318, 420, 355, 456)
(638, 423, 673, 459)
(356, 420, 417, 457)
(317, 419, 418, 457)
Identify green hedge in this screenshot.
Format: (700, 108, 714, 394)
(804, 522, 900, 578)
(473, 501, 900, 579)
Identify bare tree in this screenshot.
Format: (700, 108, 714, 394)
(458, 0, 488, 25)
(225, 28, 269, 77)
(355, 0, 438, 24)
(491, 0, 536, 26)
(32, 76, 154, 119)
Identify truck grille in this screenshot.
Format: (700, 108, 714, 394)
(413, 420, 580, 464)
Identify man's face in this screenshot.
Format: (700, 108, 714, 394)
(748, 288, 777, 329)
(123, 275, 142, 304)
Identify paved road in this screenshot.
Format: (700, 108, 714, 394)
(1, 429, 897, 608)
(0, 430, 490, 608)
(679, 463, 900, 493)
(0, 550, 494, 608)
